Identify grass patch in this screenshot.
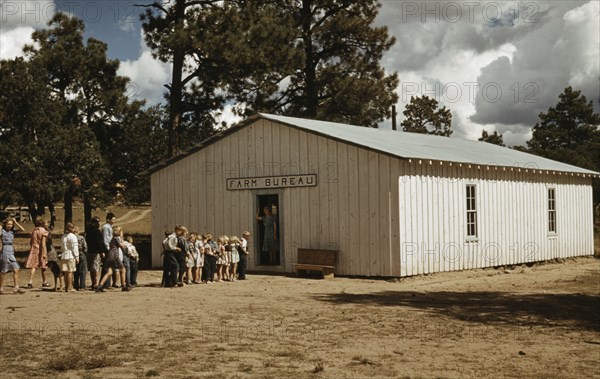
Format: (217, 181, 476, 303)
(46, 349, 118, 371)
(312, 360, 324, 373)
(273, 348, 305, 360)
(145, 369, 160, 377)
(351, 356, 376, 365)
(262, 358, 278, 368)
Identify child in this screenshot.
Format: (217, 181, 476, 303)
(238, 231, 250, 280)
(73, 226, 88, 291)
(85, 216, 107, 290)
(184, 233, 195, 285)
(123, 235, 139, 287)
(191, 232, 204, 284)
(215, 236, 226, 282)
(60, 223, 79, 292)
(229, 236, 240, 282)
(0, 218, 26, 294)
(202, 233, 216, 283)
(222, 236, 232, 281)
(175, 226, 189, 286)
(96, 226, 129, 292)
(25, 216, 50, 288)
(46, 226, 63, 291)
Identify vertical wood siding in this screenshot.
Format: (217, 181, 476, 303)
(398, 163, 594, 277)
(151, 119, 403, 275)
(151, 119, 594, 276)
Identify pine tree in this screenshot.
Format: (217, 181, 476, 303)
(479, 130, 505, 146)
(1, 13, 161, 226)
(527, 86, 600, 209)
(220, 0, 399, 127)
(401, 95, 452, 136)
(139, 0, 224, 157)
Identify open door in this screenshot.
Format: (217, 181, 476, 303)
(256, 194, 280, 265)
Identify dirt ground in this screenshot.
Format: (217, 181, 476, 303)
(0, 256, 598, 379)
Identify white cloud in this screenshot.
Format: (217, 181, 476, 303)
(118, 30, 171, 105)
(216, 102, 243, 128)
(0, 0, 56, 29)
(0, 25, 34, 59)
(0, 0, 56, 60)
(471, 1, 599, 139)
(377, 0, 599, 146)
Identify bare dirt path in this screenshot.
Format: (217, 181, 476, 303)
(0, 257, 598, 378)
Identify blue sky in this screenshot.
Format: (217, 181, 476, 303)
(55, 0, 142, 60)
(2, 1, 599, 145)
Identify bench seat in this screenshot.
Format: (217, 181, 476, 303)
(293, 248, 339, 279)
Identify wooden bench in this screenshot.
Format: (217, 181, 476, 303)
(293, 248, 339, 279)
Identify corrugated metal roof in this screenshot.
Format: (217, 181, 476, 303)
(260, 113, 599, 176)
(140, 113, 599, 177)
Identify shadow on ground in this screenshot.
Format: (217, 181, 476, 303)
(314, 288, 600, 332)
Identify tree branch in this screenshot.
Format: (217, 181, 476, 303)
(133, 1, 168, 14)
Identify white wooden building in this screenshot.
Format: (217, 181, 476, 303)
(145, 114, 598, 277)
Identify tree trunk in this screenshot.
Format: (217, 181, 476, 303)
(301, 0, 318, 118)
(48, 203, 57, 231)
(83, 194, 93, 230)
(167, 0, 187, 157)
(64, 186, 73, 231)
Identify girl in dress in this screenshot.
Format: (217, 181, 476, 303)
(191, 232, 204, 284)
(26, 216, 50, 288)
(96, 226, 128, 292)
(215, 236, 226, 282)
(229, 236, 240, 281)
(222, 236, 232, 281)
(0, 218, 26, 294)
(184, 233, 195, 285)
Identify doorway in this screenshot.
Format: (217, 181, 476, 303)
(256, 194, 280, 265)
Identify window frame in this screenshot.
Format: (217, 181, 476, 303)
(548, 187, 557, 235)
(465, 184, 478, 241)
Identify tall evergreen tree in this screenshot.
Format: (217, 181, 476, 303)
(139, 0, 224, 157)
(479, 130, 505, 146)
(401, 95, 452, 136)
(219, 0, 398, 127)
(3, 13, 160, 226)
(0, 56, 108, 227)
(527, 86, 600, 209)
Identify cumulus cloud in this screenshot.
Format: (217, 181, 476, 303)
(117, 30, 171, 105)
(0, 0, 55, 28)
(0, 25, 34, 59)
(0, 0, 56, 60)
(377, 0, 599, 145)
(471, 1, 599, 131)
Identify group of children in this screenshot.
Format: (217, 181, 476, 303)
(161, 226, 251, 287)
(0, 213, 141, 294)
(0, 213, 253, 294)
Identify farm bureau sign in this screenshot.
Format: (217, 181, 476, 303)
(226, 174, 317, 190)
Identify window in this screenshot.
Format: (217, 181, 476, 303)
(548, 188, 556, 233)
(466, 184, 477, 238)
